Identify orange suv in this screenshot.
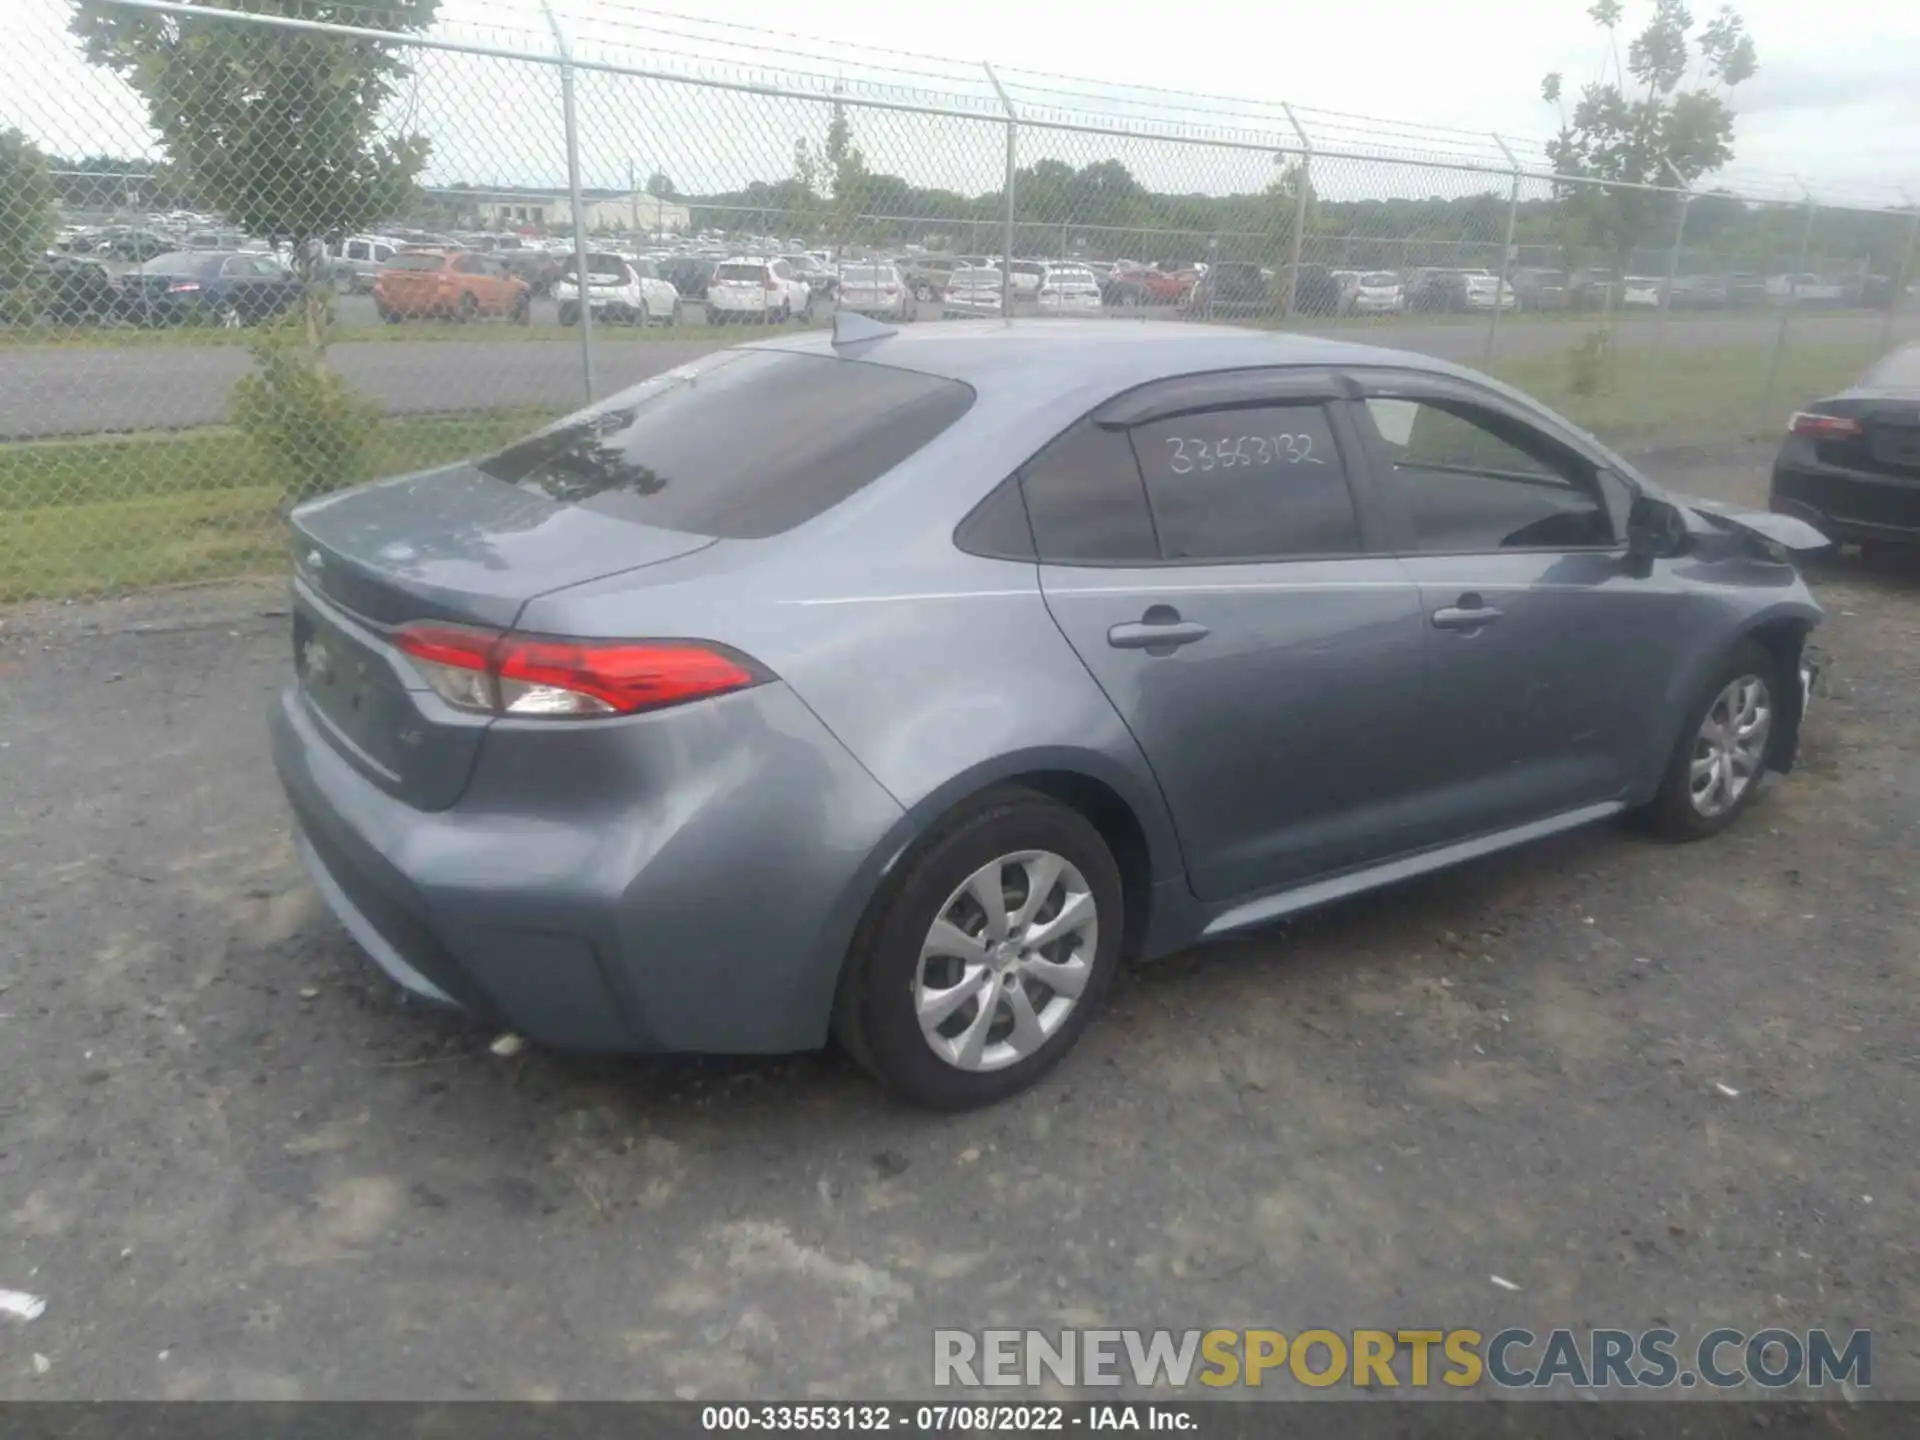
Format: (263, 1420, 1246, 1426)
(374, 249, 532, 323)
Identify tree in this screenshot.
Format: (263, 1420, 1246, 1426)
(645, 171, 677, 200)
(72, 0, 440, 344)
(822, 99, 870, 251)
(0, 130, 57, 305)
(72, 0, 439, 497)
(1542, 1, 1757, 272)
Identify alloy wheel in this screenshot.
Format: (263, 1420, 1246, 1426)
(1689, 673, 1771, 817)
(913, 851, 1097, 1073)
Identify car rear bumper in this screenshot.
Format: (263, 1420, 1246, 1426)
(1771, 447, 1920, 542)
(269, 674, 905, 1054)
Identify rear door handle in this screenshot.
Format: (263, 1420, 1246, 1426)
(1431, 602, 1503, 631)
(1107, 616, 1211, 650)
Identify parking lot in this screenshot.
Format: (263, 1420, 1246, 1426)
(1, 440, 1914, 1400)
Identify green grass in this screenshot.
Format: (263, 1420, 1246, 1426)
(1488, 339, 1881, 451)
(0, 408, 557, 602)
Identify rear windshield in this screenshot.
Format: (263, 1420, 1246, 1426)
(384, 252, 446, 271)
(141, 252, 214, 275)
(1010, 262, 1045, 275)
(1360, 272, 1398, 286)
(565, 254, 629, 279)
(478, 351, 976, 539)
(842, 266, 894, 282)
(1864, 345, 1920, 390)
(714, 262, 766, 281)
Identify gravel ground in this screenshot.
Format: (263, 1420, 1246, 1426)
(0, 452, 1915, 1401)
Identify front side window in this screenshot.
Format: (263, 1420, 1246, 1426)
(1133, 403, 1360, 560)
(1362, 395, 1613, 552)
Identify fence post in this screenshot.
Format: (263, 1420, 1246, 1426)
(543, 0, 595, 404)
(984, 64, 1017, 321)
(1282, 103, 1311, 320)
(1879, 191, 1918, 360)
(1486, 133, 1521, 365)
(1763, 187, 1817, 426)
(1657, 159, 1692, 346)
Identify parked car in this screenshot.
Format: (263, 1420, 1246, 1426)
(1509, 268, 1570, 312)
(553, 252, 681, 326)
(1621, 276, 1666, 309)
(706, 256, 813, 324)
(373, 249, 532, 324)
(1770, 342, 1920, 551)
(1566, 268, 1621, 310)
(68, 226, 176, 264)
(1406, 268, 1512, 313)
(664, 255, 718, 300)
(899, 255, 965, 301)
(273, 320, 1826, 1109)
(941, 266, 1005, 317)
(332, 235, 403, 294)
(498, 247, 563, 296)
(779, 253, 839, 301)
(1005, 260, 1047, 300)
(113, 250, 303, 327)
(1102, 263, 1198, 308)
(1766, 273, 1851, 306)
(1034, 264, 1103, 315)
(1186, 262, 1276, 318)
(1669, 274, 1731, 310)
(3, 253, 119, 325)
(836, 262, 909, 320)
(1289, 263, 1346, 317)
(1344, 271, 1406, 316)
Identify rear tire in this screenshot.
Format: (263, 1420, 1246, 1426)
(1641, 640, 1779, 841)
(511, 293, 531, 326)
(833, 787, 1122, 1110)
(457, 292, 479, 323)
(378, 305, 402, 325)
(558, 301, 579, 327)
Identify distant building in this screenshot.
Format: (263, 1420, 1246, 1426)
(437, 188, 691, 234)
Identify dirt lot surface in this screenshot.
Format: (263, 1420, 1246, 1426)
(0, 449, 1915, 1401)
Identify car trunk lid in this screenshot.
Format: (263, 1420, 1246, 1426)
(287, 462, 714, 808)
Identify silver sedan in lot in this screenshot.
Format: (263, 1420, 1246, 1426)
(271, 319, 1826, 1109)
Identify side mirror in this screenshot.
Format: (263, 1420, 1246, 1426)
(1625, 494, 1685, 575)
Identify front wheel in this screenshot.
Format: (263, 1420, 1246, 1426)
(1641, 640, 1780, 840)
(511, 293, 532, 326)
(833, 788, 1122, 1110)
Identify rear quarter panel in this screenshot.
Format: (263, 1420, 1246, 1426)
(515, 390, 1194, 946)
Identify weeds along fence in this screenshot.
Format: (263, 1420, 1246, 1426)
(4, 0, 1919, 602)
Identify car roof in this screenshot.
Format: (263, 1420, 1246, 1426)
(748, 319, 1481, 397)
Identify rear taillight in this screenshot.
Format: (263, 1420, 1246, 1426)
(1789, 412, 1861, 440)
(394, 622, 764, 718)
(764, 277, 780, 292)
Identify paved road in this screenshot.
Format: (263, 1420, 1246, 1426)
(5, 304, 1916, 440)
(0, 450, 1915, 1399)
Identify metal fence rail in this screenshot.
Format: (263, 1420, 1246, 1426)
(3, 0, 1917, 603)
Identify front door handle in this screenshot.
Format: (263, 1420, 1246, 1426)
(1108, 605, 1211, 651)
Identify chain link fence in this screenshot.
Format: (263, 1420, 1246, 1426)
(3, 0, 1918, 602)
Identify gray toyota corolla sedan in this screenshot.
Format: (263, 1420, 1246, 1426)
(271, 317, 1826, 1108)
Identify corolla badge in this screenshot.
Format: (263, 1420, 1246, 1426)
(305, 548, 325, 573)
(301, 637, 332, 681)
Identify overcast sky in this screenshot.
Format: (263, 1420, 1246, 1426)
(8, 0, 1918, 210)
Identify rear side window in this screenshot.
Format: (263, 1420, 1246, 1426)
(479, 351, 974, 539)
(1133, 403, 1361, 560)
(1020, 419, 1160, 564)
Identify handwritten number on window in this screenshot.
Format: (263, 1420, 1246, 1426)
(1163, 433, 1321, 474)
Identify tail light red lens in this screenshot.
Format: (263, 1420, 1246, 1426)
(764, 276, 781, 292)
(1789, 412, 1861, 440)
(394, 623, 763, 718)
